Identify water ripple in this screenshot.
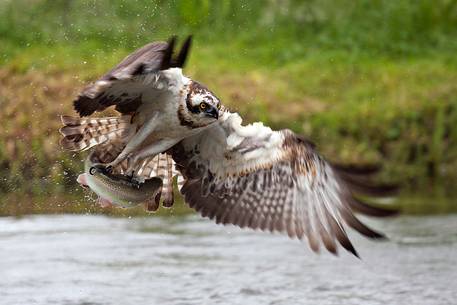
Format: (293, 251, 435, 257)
(1, 214, 456, 305)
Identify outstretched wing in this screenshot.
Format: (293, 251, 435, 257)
(74, 36, 192, 116)
(170, 111, 398, 257)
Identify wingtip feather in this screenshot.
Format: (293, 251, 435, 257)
(174, 35, 192, 68)
(349, 197, 400, 217)
(74, 95, 98, 117)
(60, 115, 79, 126)
(160, 36, 176, 70)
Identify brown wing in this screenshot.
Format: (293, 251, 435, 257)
(74, 36, 192, 116)
(169, 111, 398, 257)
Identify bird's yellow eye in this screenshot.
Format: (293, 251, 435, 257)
(199, 102, 207, 110)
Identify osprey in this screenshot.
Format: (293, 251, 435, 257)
(61, 36, 220, 175)
(60, 36, 398, 257)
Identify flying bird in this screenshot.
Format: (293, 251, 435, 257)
(60, 36, 398, 257)
(61, 36, 221, 176)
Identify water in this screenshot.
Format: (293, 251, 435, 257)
(1, 214, 456, 305)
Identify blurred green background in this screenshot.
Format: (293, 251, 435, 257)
(0, 0, 456, 216)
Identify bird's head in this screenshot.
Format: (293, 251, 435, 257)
(180, 80, 221, 128)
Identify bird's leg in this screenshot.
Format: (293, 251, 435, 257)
(125, 160, 140, 186)
(105, 113, 160, 172)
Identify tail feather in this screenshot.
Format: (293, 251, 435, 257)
(161, 154, 175, 207)
(135, 153, 183, 208)
(148, 154, 174, 208)
(59, 115, 133, 151)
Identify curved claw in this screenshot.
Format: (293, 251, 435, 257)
(90, 163, 112, 175)
(128, 173, 141, 189)
(105, 165, 113, 174)
(131, 179, 141, 189)
(89, 167, 97, 175)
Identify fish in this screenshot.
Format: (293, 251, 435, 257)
(77, 151, 163, 212)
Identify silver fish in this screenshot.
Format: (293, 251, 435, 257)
(77, 152, 163, 211)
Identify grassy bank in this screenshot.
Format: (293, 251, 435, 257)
(1, 0, 457, 214)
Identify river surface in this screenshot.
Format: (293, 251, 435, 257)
(1, 214, 456, 305)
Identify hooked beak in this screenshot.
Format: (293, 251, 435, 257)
(205, 106, 219, 119)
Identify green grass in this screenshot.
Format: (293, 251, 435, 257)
(1, 0, 457, 214)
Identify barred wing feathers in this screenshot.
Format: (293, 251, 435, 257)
(74, 36, 192, 116)
(170, 112, 397, 257)
(59, 115, 133, 151)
